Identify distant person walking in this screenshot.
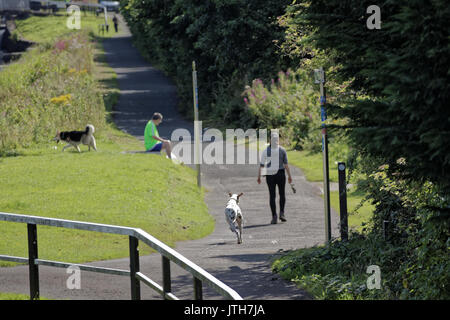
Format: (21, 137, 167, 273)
(257, 132, 293, 224)
(112, 15, 119, 33)
(144, 112, 172, 159)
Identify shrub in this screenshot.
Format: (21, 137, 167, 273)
(243, 69, 321, 150)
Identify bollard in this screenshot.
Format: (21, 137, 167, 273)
(338, 162, 348, 241)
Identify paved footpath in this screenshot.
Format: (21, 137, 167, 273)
(0, 17, 338, 300)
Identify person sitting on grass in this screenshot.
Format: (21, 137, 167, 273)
(144, 112, 172, 159)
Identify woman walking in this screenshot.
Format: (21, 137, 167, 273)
(257, 132, 293, 224)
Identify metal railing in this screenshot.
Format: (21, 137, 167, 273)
(0, 212, 242, 300)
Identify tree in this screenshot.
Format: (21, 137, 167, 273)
(120, 0, 291, 126)
(285, 0, 450, 194)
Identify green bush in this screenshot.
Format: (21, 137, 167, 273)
(273, 233, 405, 299)
(243, 69, 321, 149)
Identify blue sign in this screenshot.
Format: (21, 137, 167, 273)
(321, 106, 327, 121)
(320, 96, 326, 104)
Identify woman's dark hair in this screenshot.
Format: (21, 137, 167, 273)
(152, 112, 163, 120)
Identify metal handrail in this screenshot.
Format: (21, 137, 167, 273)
(0, 212, 242, 300)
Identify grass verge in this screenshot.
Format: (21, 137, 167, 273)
(287, 149, 373, 230)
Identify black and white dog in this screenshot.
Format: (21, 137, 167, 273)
(53, 124, 97, 152)
(225, 192, 244, 244)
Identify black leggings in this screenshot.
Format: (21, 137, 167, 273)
(265, 169, 286, 217)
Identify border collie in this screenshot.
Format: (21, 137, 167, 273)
(53, 124, 97, 152)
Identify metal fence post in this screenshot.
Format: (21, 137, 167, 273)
(315, 67, 331, 243)
(338, 162, 348, 241)
(27, 223, 39, 300)
(193, 277, 203, 300)
(162, 256, 171, 299)
(129, 236, 141, 300)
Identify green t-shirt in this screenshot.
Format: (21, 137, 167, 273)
(144, 120, 160, 150)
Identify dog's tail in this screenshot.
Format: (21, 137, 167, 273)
(85, 124, 95, 135)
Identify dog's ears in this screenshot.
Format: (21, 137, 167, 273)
(228, 192, 232, 197)
(237, 192, 244, 198)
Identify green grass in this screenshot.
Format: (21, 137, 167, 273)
(287, 150, 338, 183)
(14, 12, 124, 43)
(329, 189, 374, 232)
(0, 292, 51, 300)
(0, 140, 214, 266)
(0, 292, 34, 300)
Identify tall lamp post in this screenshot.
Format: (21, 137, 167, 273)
(192, 61, 201, 187)
(315, 67, 331, 243)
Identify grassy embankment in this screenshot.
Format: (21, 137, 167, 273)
(0, 13, 214, 268)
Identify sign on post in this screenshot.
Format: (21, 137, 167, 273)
(314, 67, 331, 243)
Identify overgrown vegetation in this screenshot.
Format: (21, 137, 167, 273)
(0, 33, 104, 154)
(273, 0, 449, 299)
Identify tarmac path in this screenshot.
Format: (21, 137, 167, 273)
(0, 16, 339, 300)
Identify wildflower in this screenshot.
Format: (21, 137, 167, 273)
(54, 40, 68, 52)
(244, 97, 249, 105)
(50, 94, 72, 105)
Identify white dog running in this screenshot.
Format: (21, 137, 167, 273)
(224, 192, 244, 244)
